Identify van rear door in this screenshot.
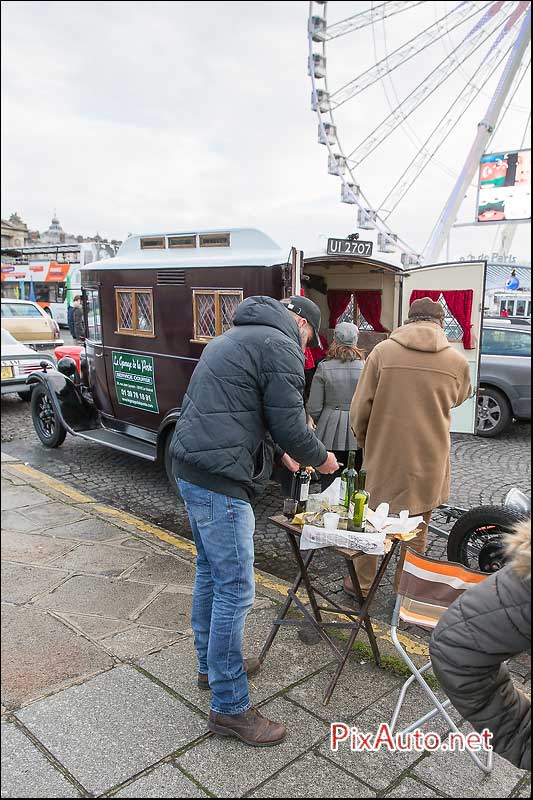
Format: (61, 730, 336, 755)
(400, 260, 486, 434)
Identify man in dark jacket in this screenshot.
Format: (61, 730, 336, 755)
(430, 518, 531, 771)
(170, 295, 339, 747)
(71, 295, 86, 344)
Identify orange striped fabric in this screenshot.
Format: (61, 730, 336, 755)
(398, 548, 488, 630)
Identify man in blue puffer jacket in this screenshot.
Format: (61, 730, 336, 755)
(171, 295, 339, 747)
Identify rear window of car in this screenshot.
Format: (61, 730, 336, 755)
(482, 328, 531, 357)
(1, 303, 43, 318)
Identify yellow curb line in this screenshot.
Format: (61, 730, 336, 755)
(9, 463, 95, 504)
(6, 460, 430, 657)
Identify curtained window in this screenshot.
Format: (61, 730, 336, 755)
(409, 289, 474, 349)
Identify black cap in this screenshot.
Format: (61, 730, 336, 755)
(286, 296, 321, 348)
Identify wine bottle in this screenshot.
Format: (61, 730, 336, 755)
(339, 451, 357, 509)
(350, 468, 370, 532)
(291, 467, 311, 514)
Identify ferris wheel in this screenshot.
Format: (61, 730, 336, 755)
(308, 1, 531, 264)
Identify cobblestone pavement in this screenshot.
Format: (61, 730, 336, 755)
(1, 390, 531, 647)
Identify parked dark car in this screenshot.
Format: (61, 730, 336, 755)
(477, 320, 531, 437)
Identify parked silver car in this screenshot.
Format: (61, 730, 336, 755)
(1, 328, 55, 400)
(477, 320, 531, 437)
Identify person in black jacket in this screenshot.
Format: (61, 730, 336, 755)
(170, 295, 339, 747)
(430, 518, 531, 770)
(70, 295, 86, 344)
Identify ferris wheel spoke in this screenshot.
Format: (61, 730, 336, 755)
(330, 1, 490, 109)
(324, 0, 422, 41)
(379, 36, 523, 217)
(346, 3, 514, 166)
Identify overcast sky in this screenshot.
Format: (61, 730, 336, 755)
(1, 1, 530, 263)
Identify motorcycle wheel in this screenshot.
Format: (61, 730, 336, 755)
(447, 505, 526, 573)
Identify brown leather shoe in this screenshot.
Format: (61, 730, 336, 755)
(208, 706, 286, 747)
(198, 657, 262, 690)
(343, 576, 368, 605)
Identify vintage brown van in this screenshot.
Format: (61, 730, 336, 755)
(27, 227, 486, 486)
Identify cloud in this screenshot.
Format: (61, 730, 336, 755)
(1, 1, 530, 262)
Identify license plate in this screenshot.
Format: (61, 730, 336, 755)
(1, 365, 14, 379)
(327, 237, 373, 256)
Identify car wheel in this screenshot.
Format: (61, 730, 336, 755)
(163, 427, 182, 499)
(17, 391, 32, 402)
(476, 387, 512, 437)
(31, 384, 67, 447)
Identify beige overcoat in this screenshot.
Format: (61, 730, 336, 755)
(350, 322, 472, 515)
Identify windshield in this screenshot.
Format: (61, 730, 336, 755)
(1, 302, 43, 318)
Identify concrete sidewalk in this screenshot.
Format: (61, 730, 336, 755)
(1, 454, 530, 798)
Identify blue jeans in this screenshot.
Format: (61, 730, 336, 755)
(178, 479, 256, 715)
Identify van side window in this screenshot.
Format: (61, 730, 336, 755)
(84, 289, 102, 343)
(115, 288, 155, 337)
(192, 289, 243, 342)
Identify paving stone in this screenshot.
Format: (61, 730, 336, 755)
(1, 721, 81, 797)
(384, 776, 440, 797)
(1, 562, 69, 604)
(287, 659, 401, 724)
(1, 508, 46, 533)
(15, 665, 206, 796)
(139, 638, 212, 714)
(126, 554, 196, 586)
(1, 604, 112, 709)
(135, 589, 193, 629)
(100, 627, 185, 659)
(45, 517, 134, 542)
(114, 762, 208, 797)
(46, 543, 145, 577)
(1, 451, 19, 462)
(14, 502, 90, 528)
(413, 736, 528, 798)
(318, 698, 423, 791)
(1, 530, 75, 564)
(59, 614, 135, 640)
(33, 574, 156, 618)
(1, 485, 52, 510)
(249, 750, 376, 797)
(515, 778, 531, 798)
(177, 696, 328, 798)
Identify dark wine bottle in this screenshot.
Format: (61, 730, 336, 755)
(291, 467, 311, 514)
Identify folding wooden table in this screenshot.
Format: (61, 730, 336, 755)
(259, 514, 401, 704)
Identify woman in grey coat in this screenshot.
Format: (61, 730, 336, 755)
(430, 518, 531, 771)
(308, 322, 365, 489)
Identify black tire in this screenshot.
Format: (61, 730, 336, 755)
(163, 427, 182, 499)
(30, 384, 67, 448)
(17, 391, 32, 402)
(476, 387, 512, 437)
(447, 505, 525, 572)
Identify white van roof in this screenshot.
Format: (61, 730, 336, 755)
(88, 228, 287, 271)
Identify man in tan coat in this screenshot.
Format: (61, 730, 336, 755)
(346, 297, 472, 598)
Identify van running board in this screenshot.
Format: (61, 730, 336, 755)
(73, 428, 157, 461)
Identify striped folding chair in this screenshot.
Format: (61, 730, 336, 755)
(389, 548, 494, 774)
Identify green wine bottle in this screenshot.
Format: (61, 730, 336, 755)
(339, 451, 357, 509)
(350, 468, 370, 532)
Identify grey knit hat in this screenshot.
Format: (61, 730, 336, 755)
(334, 321, 359, 346)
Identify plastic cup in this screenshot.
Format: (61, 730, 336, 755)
(323, 512, 340, 530)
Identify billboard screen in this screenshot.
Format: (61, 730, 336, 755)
(476, 148, 531, 223)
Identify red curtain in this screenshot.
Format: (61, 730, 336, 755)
(354, 291, 387, 333)
(443, 290, 474, 349)
(327, 290, 352, 327)
(409, 289, 474, 349)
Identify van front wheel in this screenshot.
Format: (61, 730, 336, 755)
(163, 427, 182, 499)
(31, 385, 67, 448)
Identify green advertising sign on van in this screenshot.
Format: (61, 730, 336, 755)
(112, 351, 159, 414)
